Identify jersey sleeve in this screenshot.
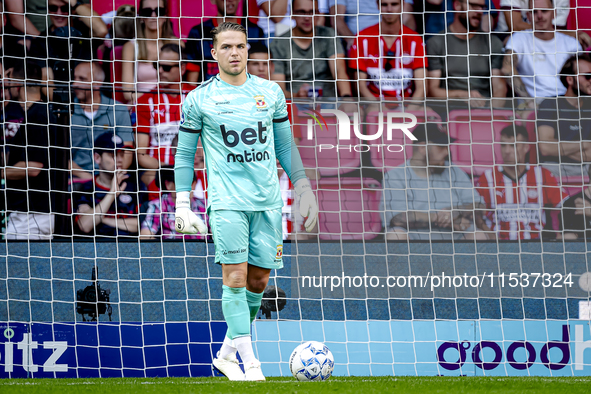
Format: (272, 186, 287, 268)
(475, 173, 492, 208)
(175, 92, 202, 193)
(412, 36, 427, 70)
(272, 84, 306, 185)
(543, 169, 569, 207)
(348, 38, 366, 72)
(136, 95, 152, 135)
(453, 167, 484, 206)
(74, 181, 94, 210)
(475, 171, 496, 228)
(179, 93, 202, 133)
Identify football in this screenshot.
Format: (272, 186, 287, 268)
(289, 341, 335, 381)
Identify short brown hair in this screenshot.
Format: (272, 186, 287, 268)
(560, 53, 591, 88)
(500, 124, 529, 141)
(211, 22, 247, 49)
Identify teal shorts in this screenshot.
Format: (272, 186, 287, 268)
(209, 209, 284, 270)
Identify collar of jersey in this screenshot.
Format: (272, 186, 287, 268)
(215, 73, 252, 88)
(499, 164, 531, 183)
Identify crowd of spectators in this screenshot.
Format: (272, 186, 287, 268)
(2, 0, 591, 241)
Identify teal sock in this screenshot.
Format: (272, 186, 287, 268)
(246, 289, 264, 324)
(221, 285, 251, 339)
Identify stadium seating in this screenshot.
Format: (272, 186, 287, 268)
(366, 109, 441, 170)
(313, 177, 383, 240)
(447, 110, 517, 177)
(295, 110, 362, 176)
(5, 1, 590, 242)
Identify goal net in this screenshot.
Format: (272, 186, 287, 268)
(0, 0, 590, 378)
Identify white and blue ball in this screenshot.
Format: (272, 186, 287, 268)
(289, 341, 334, 381)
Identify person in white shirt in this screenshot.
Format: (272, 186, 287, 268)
(497, 0, 590, 45)
(256, 0, 293, 37)
(257, 0, 330, 37)
(503, 0, 581, 108)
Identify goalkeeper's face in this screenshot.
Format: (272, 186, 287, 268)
(212, 31, 248, 77)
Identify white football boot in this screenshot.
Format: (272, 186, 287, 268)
(212, 351, 245, 381)
(244, 359, 266, 381)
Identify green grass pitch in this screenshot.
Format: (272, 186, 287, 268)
(1, 376, 591, 394)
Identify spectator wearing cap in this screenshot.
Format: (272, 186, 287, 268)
(74, 133, 138, 237)
(380, 124, 489, 240)
(70, 61, 134, 180)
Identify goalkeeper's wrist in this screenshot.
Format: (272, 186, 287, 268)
(176, 191, 191, 209)
(294, 178, 312, 196)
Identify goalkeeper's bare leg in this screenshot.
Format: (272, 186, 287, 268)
(216, 262, 270, 381)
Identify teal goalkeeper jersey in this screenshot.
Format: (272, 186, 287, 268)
(175, 73, 306, 212)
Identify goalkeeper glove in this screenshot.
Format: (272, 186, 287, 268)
(294, 179, 318, 232)
(175, 191, 208, 235)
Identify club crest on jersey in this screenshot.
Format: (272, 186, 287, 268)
(275, 245, 283, 259)
(528, 189, 539, 199)
(254, 95, 266, 109)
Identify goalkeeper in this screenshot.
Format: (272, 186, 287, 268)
(174, 22, 318, 381)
